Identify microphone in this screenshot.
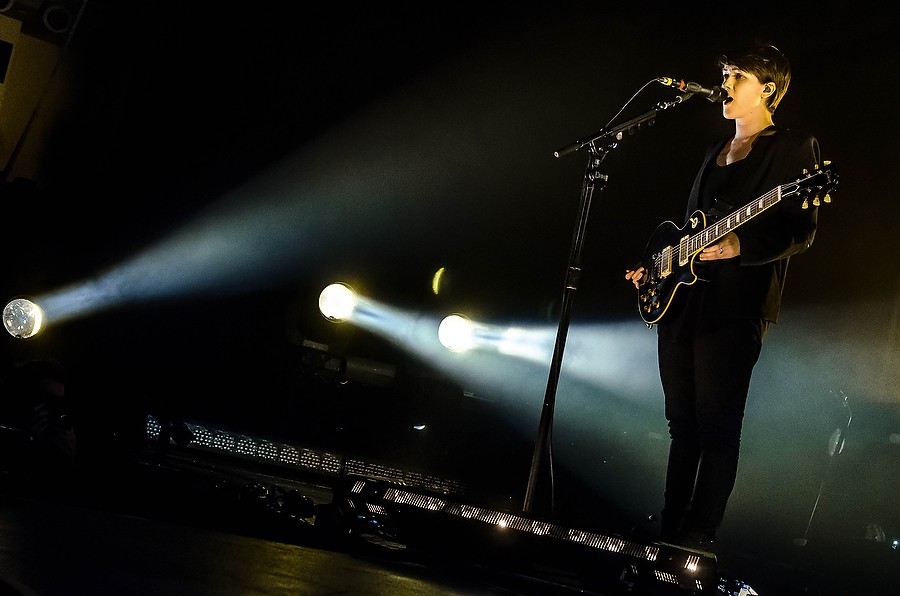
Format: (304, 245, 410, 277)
(658, 77, 727, 102)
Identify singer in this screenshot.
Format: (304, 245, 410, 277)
(625, 42, 825, 553)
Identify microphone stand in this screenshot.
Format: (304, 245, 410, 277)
(522, 96, 689, 515)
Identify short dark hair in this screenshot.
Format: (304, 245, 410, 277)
(717, 42, 791, 113)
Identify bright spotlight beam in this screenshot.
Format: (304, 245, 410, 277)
(4, 62, 517, 335)
(336, 291, 661, 407)
(22, 193, 327, 328)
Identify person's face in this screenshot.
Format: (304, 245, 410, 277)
(720, 65, 771, 120)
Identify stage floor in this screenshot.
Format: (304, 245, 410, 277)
(0, 494, 593, 596)
(0, 428, 895, 596)
(0, 441, 707, 596)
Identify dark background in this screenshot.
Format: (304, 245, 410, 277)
(0, 1, 897, 591)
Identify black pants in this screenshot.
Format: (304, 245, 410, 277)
(657, 318, 765, 543)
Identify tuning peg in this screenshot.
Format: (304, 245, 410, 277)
(802, 198, 809, 209)
(813, 197, 821, 207)
(823, 160, 831, 166)
(824, 193, 832, 204)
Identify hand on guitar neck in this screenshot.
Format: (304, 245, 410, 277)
(700, 232, 740, 261)
(625, 231, 739, 289)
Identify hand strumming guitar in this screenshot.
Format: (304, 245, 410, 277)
(625, 266, 646, 289)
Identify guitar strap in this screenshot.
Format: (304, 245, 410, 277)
(708, 197, 734, 223)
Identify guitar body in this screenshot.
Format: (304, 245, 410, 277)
(638, 210, 707, 325)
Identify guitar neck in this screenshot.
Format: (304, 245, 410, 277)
(688, 185, 783, 252)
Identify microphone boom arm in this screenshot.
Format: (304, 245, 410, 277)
(553, 109, 658, 158)
(553, 92, 689, 159)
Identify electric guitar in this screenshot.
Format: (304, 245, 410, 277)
(636, 162, 838, 326)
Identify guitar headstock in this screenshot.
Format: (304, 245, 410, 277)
(794, 161, 838, 209)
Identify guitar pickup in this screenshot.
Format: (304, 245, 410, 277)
(678, 235, 691, 267)
(657, 247, 672, 278)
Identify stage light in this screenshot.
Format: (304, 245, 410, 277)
(319, 283, 357, 322)
(438, 313, 474, 352)
(3, 297, 44, 339)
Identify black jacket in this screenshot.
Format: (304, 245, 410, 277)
(661, 127, 821, 333)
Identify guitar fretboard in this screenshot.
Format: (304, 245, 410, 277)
(683, 185, 783, 258)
